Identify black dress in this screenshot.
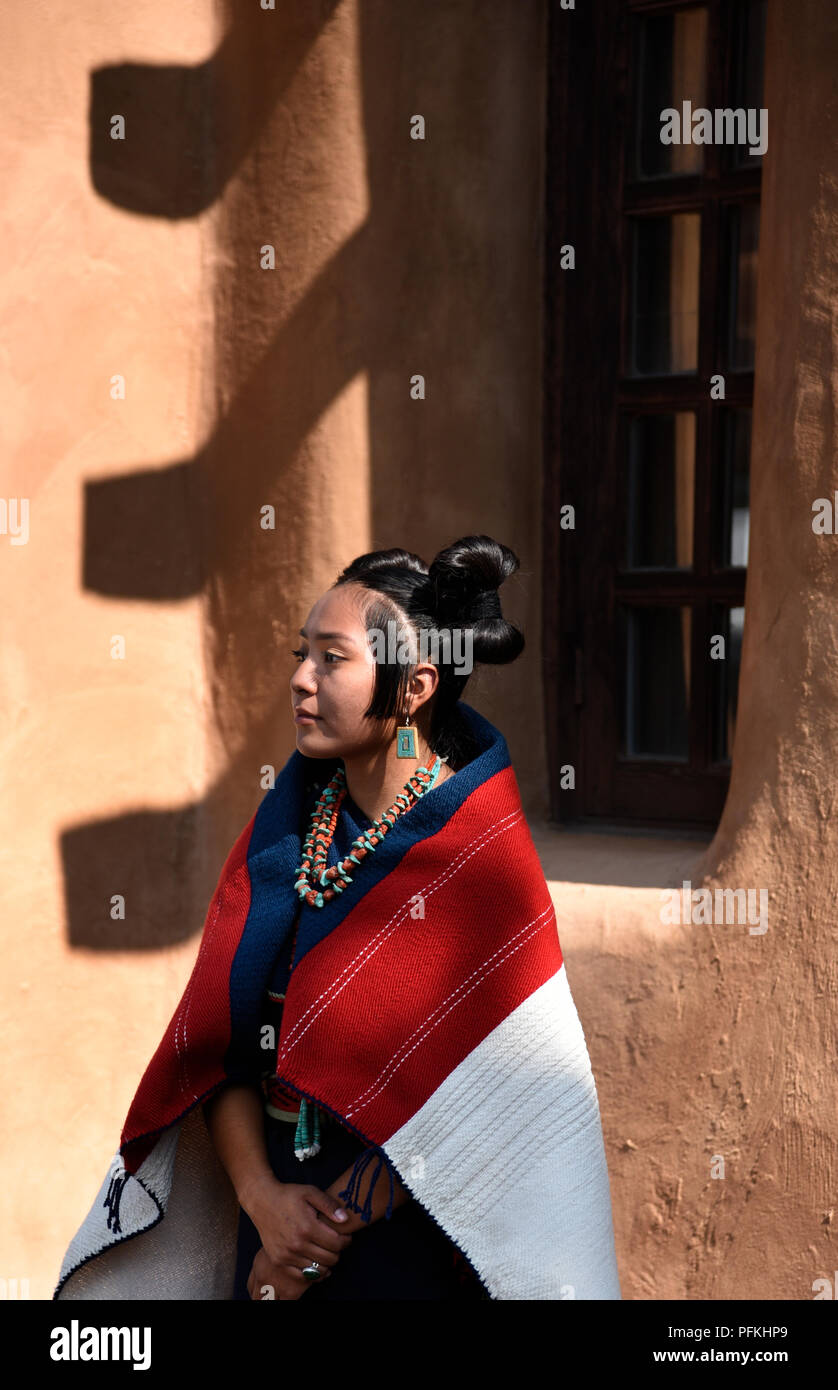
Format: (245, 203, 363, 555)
(231, 781, 487, 1301)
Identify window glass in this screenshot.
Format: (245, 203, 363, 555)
(617, 605, 692, 760)
(726, 202, 760, 370)
(711, 605, 745, 761)
(632, 7, 708, 180)
(629, 213, 701, 376)
(726, 0, 767, 170)
(624, 413, 696, 569)
(715, 411, 751, 567)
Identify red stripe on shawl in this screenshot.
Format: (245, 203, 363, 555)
(275, 767, 562, 1145)
(120, 811, 257, 1172)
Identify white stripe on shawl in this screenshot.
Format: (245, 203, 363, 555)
(382, 963, 622, 1300)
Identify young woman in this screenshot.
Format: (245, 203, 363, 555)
(212, 538, 516, 1301)
(54, 535, 621, 1301)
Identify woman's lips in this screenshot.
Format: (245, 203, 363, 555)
(294, 712, 320, 724)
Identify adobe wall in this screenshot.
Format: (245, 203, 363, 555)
(593, 0, 838, 1298)
(1, 0, 547, 1298)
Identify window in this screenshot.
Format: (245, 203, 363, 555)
(545, 0, 765, 829)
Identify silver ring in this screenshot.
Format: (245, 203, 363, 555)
(301, 1260, 322, 1280)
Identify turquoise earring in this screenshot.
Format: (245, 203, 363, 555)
(396, 709, 417, 758)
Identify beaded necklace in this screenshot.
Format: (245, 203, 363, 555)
(287, 752, 447, 1157)
(294, 754, 446, 908)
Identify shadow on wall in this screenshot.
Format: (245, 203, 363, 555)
(74, 5, 339, 947)
(61, 806, 202, 949)
(88, 3, 342, 218)
(73, 1, 522, 946)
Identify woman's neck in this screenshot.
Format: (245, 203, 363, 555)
(341, 747, 456, 825)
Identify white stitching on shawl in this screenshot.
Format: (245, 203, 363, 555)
(344, 902, 557, 1116)
(344, 907, 557, 1118)
(276, 809, 523, 1062)
(175, 882, 225, 1094)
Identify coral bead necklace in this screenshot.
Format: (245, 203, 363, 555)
(294, 753, 447, 909)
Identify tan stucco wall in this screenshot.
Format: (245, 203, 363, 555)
(1, 0, 220, 1299)
(201, 0, 548, 830)
(1, 0, 546, 1299)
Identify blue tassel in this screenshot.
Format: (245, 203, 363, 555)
(337, 1144, 397, 1222)
(336, 1146, 377, 1217)
(360, 1154, 384, 1222)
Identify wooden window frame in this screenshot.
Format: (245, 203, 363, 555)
(543, 0, 762, 829)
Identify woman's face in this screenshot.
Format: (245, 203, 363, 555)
(290, 584, 390, 759)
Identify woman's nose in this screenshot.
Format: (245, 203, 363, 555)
(291, 665, 316, 693)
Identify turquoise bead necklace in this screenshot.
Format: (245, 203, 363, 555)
(293, 754, 446, 909)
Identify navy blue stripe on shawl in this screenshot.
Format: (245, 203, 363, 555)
(223, 700, 510, 1081)
(265, 788, 374, 999)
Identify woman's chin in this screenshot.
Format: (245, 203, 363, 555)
(295, 722, 326, 746)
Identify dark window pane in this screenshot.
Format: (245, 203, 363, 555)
(629, 213, 701, 375)
(632, 7, 708, 180)
(617, 605, 691, 760)
(711, 605, 745, 761)
(624, 413, 696, 569)
(715, 411, 751, 567)
(726, 202, 760, 369)
(726, 0, 767, 170)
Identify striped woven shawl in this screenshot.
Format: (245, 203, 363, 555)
(54, 701, 621, 1301)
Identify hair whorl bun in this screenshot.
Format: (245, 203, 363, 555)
(427, 534, 524, 666)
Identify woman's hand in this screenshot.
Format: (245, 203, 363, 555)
(247, 1243, 329, 1301)
(241, 1173, 353, 1295)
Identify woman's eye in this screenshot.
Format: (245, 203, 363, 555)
(290, 647, 342, 664)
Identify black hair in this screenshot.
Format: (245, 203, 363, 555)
(331, 534, 525, 770)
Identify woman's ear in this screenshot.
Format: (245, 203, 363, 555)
(409, 661, 441, 707)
